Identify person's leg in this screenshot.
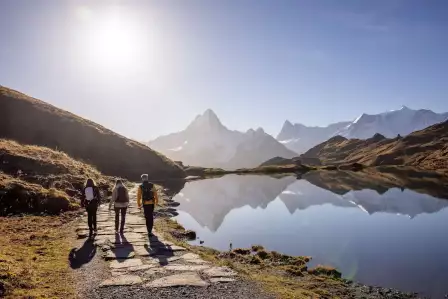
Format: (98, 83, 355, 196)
(114, 207, 120, 232)
(143, 204, 155, 236)
(120, 207, 127, 233)
(87, 206, 93, 237)
(92, 205, 98, 232)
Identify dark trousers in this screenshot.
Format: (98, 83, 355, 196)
(143, 204, 155, 235)
(86, 203, 98, 233)
(114, 207, 127, 232)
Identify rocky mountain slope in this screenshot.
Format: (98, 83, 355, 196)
(278, 106, 448, 154)
(302, 120, 448, 171)
(0, 86, 184, 180)
(277, 121, 351, 154)
(149, 110, 296, 169)
(336, 106, 448, 139)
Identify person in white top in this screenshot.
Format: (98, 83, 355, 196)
(82, 178, 101, 239)
(109, 179, 129, 234)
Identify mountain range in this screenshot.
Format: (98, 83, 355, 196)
(150, 106, 448, 169)
(277, 106, 448, 154)
(149, 109, 296, 169)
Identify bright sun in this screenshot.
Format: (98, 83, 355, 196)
(75, 5, 148, 73)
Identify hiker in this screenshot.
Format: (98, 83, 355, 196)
(137, 174, 158, 237)
(82, 178, 101, 239)
(109, 179, 129, 234)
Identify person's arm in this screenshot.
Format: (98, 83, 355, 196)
(137, 186, 142, 208)
(81, 187, 86, 208)
(153, 186, 159, 206)
(109, 189, 116, 210)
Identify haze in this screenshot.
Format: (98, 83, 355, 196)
(1, 0, 447, 140)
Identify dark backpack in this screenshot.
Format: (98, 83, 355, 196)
(116, 186, 128, 203)
(141, 182, 154, 201)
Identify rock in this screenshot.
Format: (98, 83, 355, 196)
(99, 275, 142, 286)
(144, 267, 167, 276)
(133, 246, 158, 257)
(133, 227, 149, 233)
(203, 267, 237, 277)
(210, 277, 236, 283)
(77, 230, 89, 239)
(164, 264, 210, 271)
(146, 272, 209, 288)
(105, 248, 136, 260)
(109, 259, 142, 269)
(180, 253, 200, 260)
(127, 264, 156, 272)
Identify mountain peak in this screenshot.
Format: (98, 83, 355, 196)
(187, 109, 223, 131)
(400, 105, 410, 110)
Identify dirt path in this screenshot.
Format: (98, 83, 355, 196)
(70, 185, 273, 299)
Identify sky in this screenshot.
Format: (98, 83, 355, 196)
(1, 0, 448, 140)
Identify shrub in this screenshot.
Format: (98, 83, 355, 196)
(308, 265, 341, 279)
(251, 245, 264, 252)
(233, 248, 251, 255)
(250, 255, 262, 265)
(256, 250, 270, 259)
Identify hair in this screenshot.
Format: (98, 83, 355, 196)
(85, 178, 96, 188)
(141, 174, 149, 181)
(113, 179, 126, 190)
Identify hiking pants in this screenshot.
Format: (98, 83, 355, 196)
(143, 204, 155, 235)
(86, 203, 98, 232)
(114, 207, 127, 232)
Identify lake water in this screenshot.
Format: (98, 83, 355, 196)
(172, 172, 448, 298)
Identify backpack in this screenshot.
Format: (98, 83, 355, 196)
(116, 186, 128, 203)
(141, 182, 154, 201)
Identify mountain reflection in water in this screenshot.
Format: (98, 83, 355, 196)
(172, 171, 448, 298)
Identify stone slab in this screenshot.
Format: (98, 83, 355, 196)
(144, 267, 167, 276)
(203, 267, 237, 277)
(180, 253, 200, 260)
(109, 259, 142, 269)
(146, 272, 208, 288)
(164, 264, 210, 271)
(210, 277, 236, 283)
(100, 275, 142, 287)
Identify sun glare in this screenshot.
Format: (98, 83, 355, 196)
(74, 5, 150, 74)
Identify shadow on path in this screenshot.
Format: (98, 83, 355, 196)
(144, 235, 175, 266)
(69, 239, 97, 269)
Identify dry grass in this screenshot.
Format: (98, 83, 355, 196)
(0, 215, 76, 298)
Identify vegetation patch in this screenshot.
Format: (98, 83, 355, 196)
(0, 215, 76, 298)
(308, 265, 342, 279)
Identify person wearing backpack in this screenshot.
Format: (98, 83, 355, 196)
(109, 179, 130, 234)
(137, 174, 158, 237)
(82, 178, 101, 239)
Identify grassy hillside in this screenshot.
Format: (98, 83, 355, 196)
(302, 121, 448, 172)
(0, 139, 115, 215)
(0, 86, 184, 180)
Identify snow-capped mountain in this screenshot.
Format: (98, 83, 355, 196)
(149, 109, 296, 168)
(276, 121, 351, 154)
(336, 106, 448, 139)
(277, 106, 448, 153)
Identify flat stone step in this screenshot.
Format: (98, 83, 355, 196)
(164, 264, 210, 271)
(203, 267, 237, 277)
(100, 275, 143, 287)
(104, 248, 136, 260)
(109, 258, 142, 269)
(146, 272, 209, 288)
(210, 277, 236, 283)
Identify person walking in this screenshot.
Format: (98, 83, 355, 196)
(82, 178, 101, 239)
(109, 179, 130, 234)
(137, 174, 158, 238)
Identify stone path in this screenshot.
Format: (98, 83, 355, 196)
(76, 185, 237, 290)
